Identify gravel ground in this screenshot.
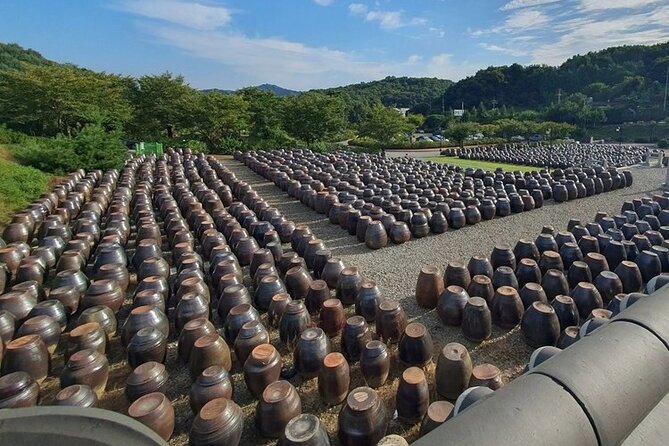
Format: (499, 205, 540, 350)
(221, 159, 664, 435)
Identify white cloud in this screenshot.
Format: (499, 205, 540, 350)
(504, 9, 550, 30)
(314, 0, 334, 6)
(348, 3, 427, 30)
(114, 0, 232, 30)
(478, 43, 528, 57)
(139, 24, 478, 89)
(579, 0, 663, 11)
(501, 0, 561, 10)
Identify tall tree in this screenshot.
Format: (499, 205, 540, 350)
(190, 92, 251, 150)
(283, 93, 346, 144)
(357, 105, 417, 143)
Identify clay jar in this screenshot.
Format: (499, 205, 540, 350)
(0, 290, 37, 323)
(521, 301, 561, 348)
(321, 258, 345, 290)
(178, 318, 216, 364)
(318, 352, 350, 405)
(244, 344, 282, 399)
(234, 320, 269, 365)
(491, 286, 524, 329)
(256, 380, 302, 438)
(16, 315, 60, 354)
(29, 299, 67, 333)
(81, 279, 124, 314)
(294, 328, 332, 379)
(0, 371, 40, 409)
(444, 261, 471, 289)
(337, 267, 362, 306)
(341, 316, 372, 362)
(2, 335, 49, 383)
(389, 222, 411, 244)
(365, 221, 388, 250)
(126, 361, 169, 403)
(305, 280, 331, 316)
(467, 275, 495, 305)
(398, 322, 433, 368)
(437, 285, 470, 326)
(67, 322, 107, 361)
(360, 340, 390, 388)
(175, 292, 210, 334)
(0, 310, 14, 346)
(49, 286, 81, 316)
(54, 384, 98, 408)
(338, 387, 388, 446)
(60, 348, 109, 398)
(415, 265, 444, 309)
(127, 327, 168, 368)
(224, 303, 260, 345)
(470, 364, 504, 390)
(254, 276, 286, 312)
(78, 305, 117, 338)
(396, 367, 429, 423)
(319, 298, 346, 338)
(356, 280, 381, 323)
(128, 392, 175, 441)
(268, 293, 292, 329)
(281, 413, 330, 446)
(375, 300, 407, 343)
(435, 343, 472, 400)
(571, 282, 604, 318)
(551, 295, 580, 330)
(189, 334, 232, 379)
(121, 305, 169, 347)
(190, 398, 244, 446)
(461, 297, 492, 343)
(190, 365, 234, 414)
(285, 266, 313, 301)
(279, 301, 311, 346)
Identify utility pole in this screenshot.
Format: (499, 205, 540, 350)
(491, 98, 497, 110)
(557, 89, 562, 105)
(442, 95, 445, 114)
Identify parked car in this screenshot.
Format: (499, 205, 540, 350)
(529, 134, 543, 142)
(511, 135, 525, 141)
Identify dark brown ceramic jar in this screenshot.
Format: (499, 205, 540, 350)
(128, 392, 175, 441)
(81, 279, 125, 314)
(127, 326, 168, 368)
(375, 300, 407, 343)
(338, 387, 388, 446)
(60, 348, 109, 397)
(521, 301, 561, 348)
(285, 266, 313, 301)
(337, 267, 362, 306)
(491, 286, 524, 329)
(294, 328, 332, 379)
(178, 318, 217, 364)
(256, 380, 302, 438)
(281, 413, 330, 446)
(398, 322, 433, 368)
(436, 285, 470, 326)
(0, 290, 37, 324)
(305, 280, 331, 316)
(49, 286, 81, 316)
(121, 305, 169, 347)
(126, 361, 169, 403)
(318, 352, 350, 406)
(77, 305, 117, 338)
(54, 384, 98, 408)
(190, 397, 244, 446)
(244, 343, 282, 399)
(16, 315, 60, 354)
(279, 301, 311, 346)
(341, 315, 372, 362)
(66, 322, 106, 361)
(396, 367, 429, 423)
(253, 275, 286, 312)
(190, 365, 234, 414)
(224, 303, 260, 345)
(95, 262, 130, 292)
(2, 335, 49, 383)
(0, 371, 40, 408)
(415, 265, 444, 309)
(29, 299, 67, 332)
(189, 333, 232, 379)
(360, 340, 390, 388)
(0, 310, 15, 346)
(435, 342, 472, 400)
(321, 258, 345, 289)
(175, 292, 210, 334)
(234, 320, 270, 365)
(268, 293, 292, 329)
(469, 363, 504, 390)
(467, 274, 495, 305)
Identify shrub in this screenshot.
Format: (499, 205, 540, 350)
(12, 124, 127, 174)
(658, 139, 668, 149)
(0, 155, 51, 225)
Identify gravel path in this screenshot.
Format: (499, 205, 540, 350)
(223, 159, 664, 382)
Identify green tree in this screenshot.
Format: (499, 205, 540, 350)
(130, 72, 199, 140)
(283, 93, 346, 144)
(494, 119, 528, 140)
(357, 105, 417, 143)
(446, 122, 481, 147)
(0, 63, 133, 136)
(240, 88, 285, 141)
(190, 92, 251, 150)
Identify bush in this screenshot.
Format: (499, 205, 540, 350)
(0, 125, 29, 144)
(0, 154, 51, 225)
(658, 139, 668, 149)
(12, 124, 127, 174)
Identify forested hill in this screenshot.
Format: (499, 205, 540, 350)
(317, 76, 454, 112)
(0, 43, 52, 71)
(443, 41, 669, 120)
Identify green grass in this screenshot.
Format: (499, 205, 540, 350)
(0, 145, 52, 226)
(426, 156, 538, 173)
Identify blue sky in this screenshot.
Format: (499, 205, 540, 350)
(1, 0, 668, 90)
